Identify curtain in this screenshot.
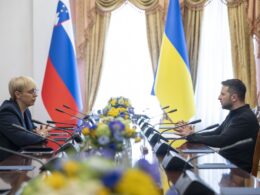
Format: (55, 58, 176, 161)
(225, 0, 257, 107)
(74, 0, 165, 112)
(183, 0, 209, 88)
(248, 0, 260, 105)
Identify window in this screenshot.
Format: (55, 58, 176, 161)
(93, 2, 161, 115)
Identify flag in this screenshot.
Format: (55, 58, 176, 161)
(42, 0, 83, 124)
(153, 0, 195, 122)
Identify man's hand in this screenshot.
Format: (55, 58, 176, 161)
(174, 120, 195, 137)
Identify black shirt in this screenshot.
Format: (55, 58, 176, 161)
(187, 104, 259, 172)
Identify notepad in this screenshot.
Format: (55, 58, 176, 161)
(0, 165, 35, 171)
(196, 163, 237, 169)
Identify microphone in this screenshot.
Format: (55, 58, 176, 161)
(177, 138, 253, 172)
(148, 109, 177, 119)
(146, 119, 202, 148)
(46, 120, 77, 127)
(219, 138, 253, 152)
(63, 104, 89, 120)
(159, 119, 202, 132)
(161, 105, 170, 110)
(0, 146, 62, 172)
(169, 123, 219, 146)
(154, 121, 214, 157)
(173, 139, 253, 195)
(55, 108, 84, 121)
(32, 119, 83, 144)
(0, 146, 44, 167)
(12, 124, 77, 155)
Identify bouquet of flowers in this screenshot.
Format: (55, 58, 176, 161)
(80, 117, 141, 153)
(20, 157, 161, 195)
(102, 97, 134, 119)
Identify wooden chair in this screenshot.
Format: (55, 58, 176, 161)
(252, 129, 260, 177)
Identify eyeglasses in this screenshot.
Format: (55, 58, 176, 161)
(24, 88, 39, 95)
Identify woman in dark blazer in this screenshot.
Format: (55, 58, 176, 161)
(0, 76, 48, 161)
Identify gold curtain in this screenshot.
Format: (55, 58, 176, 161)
(75, 0, 163, 112)
(224, 0, 257, 106)
(146, 0, 168, 73)
(183, 0, 209, 88)
(248, 0, 260, 106)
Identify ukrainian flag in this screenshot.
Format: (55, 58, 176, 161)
(153, 0, 195, 122)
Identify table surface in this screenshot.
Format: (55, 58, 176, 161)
(0, 133, 260, 195)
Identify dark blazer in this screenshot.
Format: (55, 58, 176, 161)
(0, 99, 45, 161)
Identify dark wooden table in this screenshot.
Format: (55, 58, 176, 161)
(1, 135, 260, 195)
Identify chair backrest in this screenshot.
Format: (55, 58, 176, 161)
(251, 129, 260, 177)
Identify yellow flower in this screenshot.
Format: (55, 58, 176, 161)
(45, 171, 67, 189)
(82, 127, 90, 136)
(63, 160, 80, 177)
(124, 127, 135, 137)
(134, 137, 142, 143)
(97, 187, 111, 195)
(115, 169, 160, 195)
(108, 107, 119, 117)
(110, 99, 117, 106)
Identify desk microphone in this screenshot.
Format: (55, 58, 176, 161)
(0, 146, 62, 172)
(138, 109, 177, 130)
(11, 124, 77, 155)
(159, 119, 202, 132)
(153, 120, 207, 156)
(32, 119, 83, 144)
(46, 120, 77, 127)
(147, 119, 201, 148)
(148, 109, 177, 119)
(174, 138, 253, 195)
(55, 108, 85, 121)
(159, 124, 219, 171)
(63, 104, 89, 119)
(168, 123, 219, 146)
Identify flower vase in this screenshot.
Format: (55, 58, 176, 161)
(114, 138, 132, 169)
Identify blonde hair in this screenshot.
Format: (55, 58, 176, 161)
(8, 76, 36, 100)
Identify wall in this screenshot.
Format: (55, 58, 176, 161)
(0, 0, 57, 121)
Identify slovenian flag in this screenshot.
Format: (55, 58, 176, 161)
(42, 0, 82, 124)
(153, 0, 195, 121)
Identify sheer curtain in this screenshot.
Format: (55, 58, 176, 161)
(93, 2, 160, 115)
(194, 0, 233, 129)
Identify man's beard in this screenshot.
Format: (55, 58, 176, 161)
(221, 102, 233, 110)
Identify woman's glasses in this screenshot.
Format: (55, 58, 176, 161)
(25, 88, 39, 95)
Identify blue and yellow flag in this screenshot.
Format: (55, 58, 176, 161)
(153, 0, 195, 122)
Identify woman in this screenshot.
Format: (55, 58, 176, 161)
(0, 76, 48, 161)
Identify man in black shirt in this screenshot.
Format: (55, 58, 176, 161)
(175, 79, 259, 172)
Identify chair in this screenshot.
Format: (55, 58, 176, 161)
(251, 129, 260, 177)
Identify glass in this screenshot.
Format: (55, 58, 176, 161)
(25, 88, 38, 95)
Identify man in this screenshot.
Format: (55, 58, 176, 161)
(0, 76, 48, 161)
(176, 79, 259, 172)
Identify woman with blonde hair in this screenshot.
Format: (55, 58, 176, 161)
(0, 76, 48, 161)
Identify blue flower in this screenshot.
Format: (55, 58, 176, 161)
(98, 135, 110, 145)
(102, 169, 122, 188)
(109, 120, 125, 132)
(113, 131, 124, 142)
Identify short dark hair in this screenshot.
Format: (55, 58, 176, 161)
(221, 79, 246, 101)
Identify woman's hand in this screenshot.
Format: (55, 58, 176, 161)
(35, 125, 50, 137)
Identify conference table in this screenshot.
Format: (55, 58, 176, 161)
(0, 131, 260, 195)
